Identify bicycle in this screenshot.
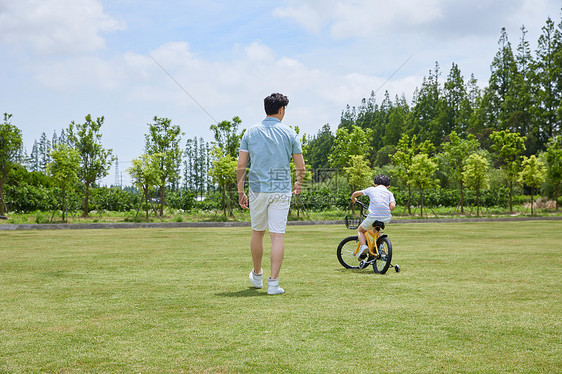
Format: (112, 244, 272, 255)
(336, 200, 400, 274)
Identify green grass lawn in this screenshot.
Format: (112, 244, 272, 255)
(1, 221, 560, 373)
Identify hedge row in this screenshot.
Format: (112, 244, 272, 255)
(1, 184, 522, 214)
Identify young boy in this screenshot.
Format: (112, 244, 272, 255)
(350, 174, 396, 260)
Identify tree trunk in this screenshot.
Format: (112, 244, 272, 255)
(83, 181, 90, 217)
(221, 187, 227, 217)
(63, 187, 68, 223)
(555, 182, 560, 211)
(0, 174, 6, 216)
(159, 184, 165, 217)
(509, 180, 514, 213)
(476, 189, 481, 216)
(407, 185, 412, 215)
(530, 188, 534, 215)
(460, 182, 464, 213)
(144, 187, 149, 219)
(420, 189, 424, 217)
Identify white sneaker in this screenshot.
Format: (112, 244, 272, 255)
(357, 245, 368, 260)
(249, 270, 263, 288)
(267, 278, 285, 295)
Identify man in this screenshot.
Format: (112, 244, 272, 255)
(237, 93, 306, 295)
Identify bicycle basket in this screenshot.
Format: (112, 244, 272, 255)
(344, 215, 362, 230)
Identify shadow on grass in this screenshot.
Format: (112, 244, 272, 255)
(215, 288, 269, 297)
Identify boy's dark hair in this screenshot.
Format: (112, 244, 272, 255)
(374, 174, 391, 186)
(264, 93, 289, 115)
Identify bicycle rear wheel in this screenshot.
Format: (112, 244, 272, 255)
(337, 236, 362, 269)
(373, 236, 392, 274)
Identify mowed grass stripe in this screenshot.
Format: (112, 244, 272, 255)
(0, 221, 560, 373)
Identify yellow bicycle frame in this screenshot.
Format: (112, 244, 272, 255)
(353, 227, 381, 257)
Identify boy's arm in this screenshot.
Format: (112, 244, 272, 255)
(350, 190, 364, 203)
(389, 201, 396, 211)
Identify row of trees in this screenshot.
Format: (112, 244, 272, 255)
(308, 17, 562, 169)
(1, 15, 561, 219)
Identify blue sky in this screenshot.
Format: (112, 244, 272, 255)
(1, 0, 560, 185)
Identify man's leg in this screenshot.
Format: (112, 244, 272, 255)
(251, 230, 265, 274)
(269, 232, 285, 280)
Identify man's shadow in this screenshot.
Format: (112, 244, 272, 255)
(215, 288, 268, 298)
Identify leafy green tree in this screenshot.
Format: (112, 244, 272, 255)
(67, 114, 115, 217)
(441, 131, 480, 213)
(489, 130, 527, 212)
(210, 116, 243, 158)
(463, 153, 490, 216)
(208, 147, 238, 217)
(145, 116, 183, 217)
(329, 125, 373, 168)
(47, 144, 80, 222)
(343, 155, 372, 195)
(518, 155, 547, 214)
(0, 114, 23, 216)
(410, 153, 438, 217)
(391, 134, 434, 214)
(542, 135, 562, 210)
(128, 153, 162, 220)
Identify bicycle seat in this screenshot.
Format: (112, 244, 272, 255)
(372, 221, 385, 229)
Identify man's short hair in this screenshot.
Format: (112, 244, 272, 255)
(374, 174, 391, 186)
(264, 93, 289, 115)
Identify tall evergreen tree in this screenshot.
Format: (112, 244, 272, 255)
(28, 140, 40, 172)
(383, 95, 409, 147)
(486, 28, 519, 131)
(532, 17, 562, 148)
(38, 132, 51, 173)
(410, 63, 441, 145)
(306, 124, 335, 170)
(508, 26, 536, 152)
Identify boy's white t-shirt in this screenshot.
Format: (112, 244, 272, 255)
(362, 185, 395, 222)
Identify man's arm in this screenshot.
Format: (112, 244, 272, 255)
(237, 151, 249, 209)
(292, 153, 305, 194)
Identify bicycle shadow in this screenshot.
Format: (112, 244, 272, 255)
(215, 288, 268, 298)
(334, 268, 381, 276)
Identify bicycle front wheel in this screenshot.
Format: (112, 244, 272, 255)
(373, 236, 392, 274)
(337, 236, 362, 269)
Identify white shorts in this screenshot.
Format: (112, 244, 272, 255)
(360, 216, 391, 230)
(248, 191, 292, 234)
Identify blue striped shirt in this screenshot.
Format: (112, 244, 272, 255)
(363, 185, 395, 221)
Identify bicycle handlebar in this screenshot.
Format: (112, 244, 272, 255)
(351, 199, 368, 217)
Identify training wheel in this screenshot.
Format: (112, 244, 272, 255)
(394, 264, 401, 273)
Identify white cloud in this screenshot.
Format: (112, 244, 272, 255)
(274, 0, 443, 38)
(273, 0, 554, 41)
(0, 0, 124, 54)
